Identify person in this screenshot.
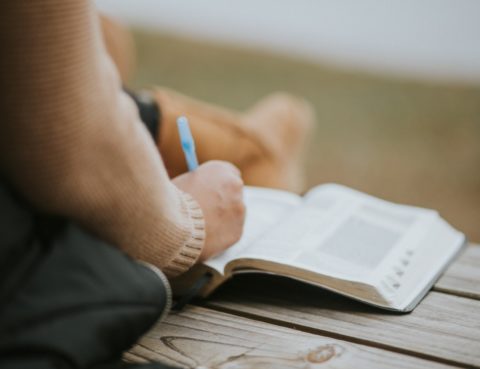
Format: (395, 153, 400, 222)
(0, 2, 314, 369)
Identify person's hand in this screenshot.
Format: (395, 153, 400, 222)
(172, 160, 246, 261)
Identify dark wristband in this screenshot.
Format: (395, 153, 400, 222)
(123, 87, 161, 139)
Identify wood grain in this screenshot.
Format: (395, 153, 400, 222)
(204, 274, 480, 368)
(126, 305, 455, 369)
(435, 244, 480, 300)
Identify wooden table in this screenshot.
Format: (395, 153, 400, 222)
(126, 244, 480, 369)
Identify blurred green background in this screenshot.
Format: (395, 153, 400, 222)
(131, 29, 480, 242)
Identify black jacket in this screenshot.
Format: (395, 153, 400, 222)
(0, 184, 176, 369)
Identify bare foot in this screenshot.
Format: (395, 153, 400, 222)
(241, 92, 315, 193)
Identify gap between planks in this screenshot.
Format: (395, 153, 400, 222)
(201, 299, 478, 369)
(434, 244, 480, 300)
(199, 245, 480, 368)
(128, 305, 459, 369)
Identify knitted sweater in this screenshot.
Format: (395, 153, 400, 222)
(0, 1, 205, 277)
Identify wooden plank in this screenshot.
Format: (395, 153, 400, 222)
(204, 274, 480, 368)
(126, 305, 455, 369)
(435, 244, 480, 300)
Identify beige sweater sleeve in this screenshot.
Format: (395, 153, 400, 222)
(0, 1, 205, 277)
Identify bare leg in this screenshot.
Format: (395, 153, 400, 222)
(154, 88, 314, 193)
(99, 16, 315, 193)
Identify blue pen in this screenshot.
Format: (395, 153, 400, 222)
(176, 116, 199, 171)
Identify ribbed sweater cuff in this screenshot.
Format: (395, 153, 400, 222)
(163, 190, 205, 277)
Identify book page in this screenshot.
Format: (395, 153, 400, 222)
(302, 184, 437, 278)
(235, 184, 438, 283)
(387, 217, 465, 310)
(204, 186, 301, 274)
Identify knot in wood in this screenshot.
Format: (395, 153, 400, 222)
(306, 344, 341, 363)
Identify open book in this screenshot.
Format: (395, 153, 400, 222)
(172, 184, 466, 312)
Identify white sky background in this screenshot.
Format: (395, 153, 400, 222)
(96, 0, 480, 85)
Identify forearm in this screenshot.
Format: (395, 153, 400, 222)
(0, 1, 204, 276)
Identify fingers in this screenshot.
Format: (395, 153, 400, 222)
(200, 160, 242, 178)
(174, 159, 246, 262)
(226, 162, 242, 177)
